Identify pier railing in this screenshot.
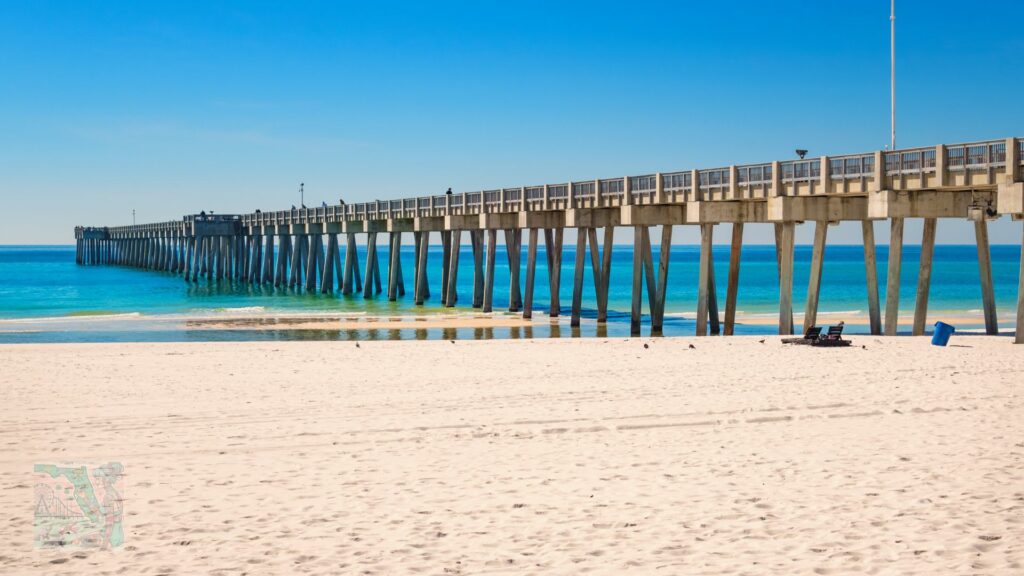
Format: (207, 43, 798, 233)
(77, 137, 1020, 236)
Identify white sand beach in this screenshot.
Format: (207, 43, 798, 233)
(1, 336, 1021, 574)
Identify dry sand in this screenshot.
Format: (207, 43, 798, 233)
(1, 336, 1022, 574)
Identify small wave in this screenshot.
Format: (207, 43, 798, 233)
(0, 312, 143, 324)
(180, 308, 368, 321)
(67, 310, 142, 318)
(211, 306, 266, 313)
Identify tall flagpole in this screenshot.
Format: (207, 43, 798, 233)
(890, 0, 896, 150)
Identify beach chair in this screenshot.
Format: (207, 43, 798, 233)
(781, 326, 822, 345)
(811, 324, 851, 347)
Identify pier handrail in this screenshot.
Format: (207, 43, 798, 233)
(79, 136, 1020, 234)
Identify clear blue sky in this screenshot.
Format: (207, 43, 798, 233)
(1, 1, 1022, 245)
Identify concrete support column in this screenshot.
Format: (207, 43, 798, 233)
(545, 228, 564, 317)
(445, 230, 461, 307)
(600, 226, 613, 322)
(223, 237, 232, 279)
(321, 234, 337, 294)
(506, 229, 522, 312)
(254, 234, 264, 283)
(724, 223, 744, 336)
(415, 231, 429, 304)
(184, 238, 195, 282)
(884, 218, 905, 335)
(773, 224, 793, 331)
(1016, 220, 1024, 344)
(333, 233, 346, 289)
(305, 234, 321, 292)
(300, 234, 311, 287)
(204, 237, 214, 279)
(570, 228, 587, 327)
(696, 224, 715, 336)
(233, 236, 242, 280)
(975, 219, 998, 335)
(862, 221, 882, 335)
(395, 234, 405, 297)
(483, 229, 497, 313)
(412, 231, 422, 299)
(247, 234, 258, 283)
(169, 237, 178, 271)
(641, 228, 658, 329)
(263, 234, 275, 285)
(289, 235, 303, 289)
(651, 225, 673, 333)
(587, 228, 606, 323)
(523, 229, 539, 319)
(342, 233, 359, 294)
(776, 222, 795, 336)
(276, 234, 288, 287)
(471, 230, 484, 308)
(388, 232, 403, 301)
(220, 236, 230, 280)
(370, 236, 381, 294)
(240, 236, 250, 280)
(362, 233, 377, 298)
(630, 226, 644, 335)
(912, 218, 938, 336)
(803, 221, 829, 332)
(440, 231, 451, 300)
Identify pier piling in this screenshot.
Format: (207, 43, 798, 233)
(803, 221, 829, 333)
(724, 223, 743, 336)
(912, 218, 937, 336)
(884, 218, 905, 336)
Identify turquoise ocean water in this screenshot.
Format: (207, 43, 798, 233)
(0, 244, 1019, 342)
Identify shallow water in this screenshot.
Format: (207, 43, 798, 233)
(0, 244, 1019, 342)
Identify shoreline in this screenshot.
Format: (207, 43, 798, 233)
(0, 306, 1013, 333)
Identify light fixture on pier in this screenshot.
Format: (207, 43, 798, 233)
(795, 149, 808, 159)
(967, 201, 998, 222)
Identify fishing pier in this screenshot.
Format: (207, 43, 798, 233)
(75, 137, 1024, 341)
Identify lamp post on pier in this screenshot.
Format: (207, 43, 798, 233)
(890, 0, 896, 150)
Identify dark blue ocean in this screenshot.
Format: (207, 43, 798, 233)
(0, 244, 1019, 342)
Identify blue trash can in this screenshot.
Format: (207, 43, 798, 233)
(931, 321, 955, 346)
